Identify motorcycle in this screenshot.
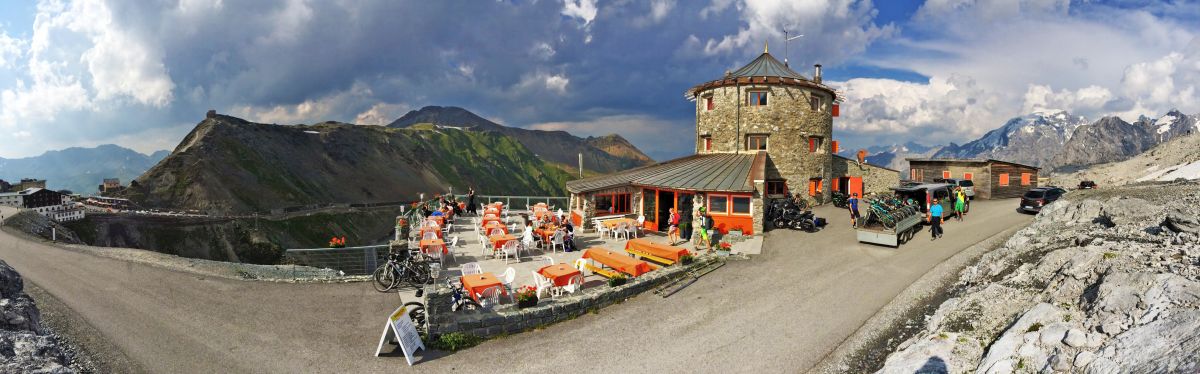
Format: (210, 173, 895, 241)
(767, 194, 825, 232)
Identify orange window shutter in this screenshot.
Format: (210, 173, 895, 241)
(1021, 173, 1030, 185)
(943, 171, 951, 179)
(999, 173, 1009, 186)
(832, 104, 840, 117)
(832, 140, 839, 154)
(964, 172, 973, 180)
(808, 138, 816, 152)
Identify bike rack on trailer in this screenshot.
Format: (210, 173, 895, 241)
(653, 259, 726, 298)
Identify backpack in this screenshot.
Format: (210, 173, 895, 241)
(702, 216, 714, 230)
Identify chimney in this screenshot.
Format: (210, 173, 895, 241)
(813, 64, 822, 84)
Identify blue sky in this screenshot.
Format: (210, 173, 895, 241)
(0, 0, 1197, 161)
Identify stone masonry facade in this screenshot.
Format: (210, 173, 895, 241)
(832, 156, 901, 197)
(694, 83, 835, 205)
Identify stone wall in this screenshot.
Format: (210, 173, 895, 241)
(423, 256, 718, 339)
(832, 156, 901, 196)
(695, 83, 835, 205)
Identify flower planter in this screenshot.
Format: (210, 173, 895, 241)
(517, 298, 538, 309)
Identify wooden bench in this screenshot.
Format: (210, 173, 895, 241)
(584, 263, 620, 279)
(625, 248, 675, 266)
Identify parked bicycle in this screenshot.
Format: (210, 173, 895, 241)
(372, 251, 434, 292)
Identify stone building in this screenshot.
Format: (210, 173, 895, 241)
(566, 48, 898, 237)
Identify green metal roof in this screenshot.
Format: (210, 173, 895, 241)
(566, 152, 764, 194)
(729, 52, 807, 80)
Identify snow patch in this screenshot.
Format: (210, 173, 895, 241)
(1155, 113, 1178, 135)
(1137, 160, 1200, 182)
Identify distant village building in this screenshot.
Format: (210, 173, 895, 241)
(17, 178, 46, 191)
(99, 178, 126, 194)
(0, 179, 12, 193)
(567, 47, 899, 236)
(0, 187, 84, 222)
(906, 158, 1040, 199)
(85, 196, 134, 211)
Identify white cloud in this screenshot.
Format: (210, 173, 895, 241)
(0, 30, 24, 68)
(516, 71, 570, 94)
(354, 102, 409, 126)
(693, 0, 893, 66)
(1021, 84, 1113, 114)
(259, 0, 313, 45)
(833, 74, 1007, 144)
(530, 42, 556, 60)
(230, 82, 376, 125)
(560, 0, 598, 25)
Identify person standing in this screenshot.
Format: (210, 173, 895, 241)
(929, 198, 944, 240)
(954, 188, 966, 221)
(562, 220, 577, 252)
(667, 208, 680, 245)
(697, 207, 713, 252)
(466, 188, 477, 215)
(847, 193, 860, 227)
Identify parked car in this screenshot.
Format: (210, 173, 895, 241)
(1019, 186, 1067, 213)
(1078, 180, 1097, 189)
(934, 178, 976, 199)
(898, 179, 922, 188)
(893, 183, 955, 222)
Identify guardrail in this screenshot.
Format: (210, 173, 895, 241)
(283, 244, 391, 276)
(460, 195, 569, 211)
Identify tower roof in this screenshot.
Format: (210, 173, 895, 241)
(728, 52, 807, 80)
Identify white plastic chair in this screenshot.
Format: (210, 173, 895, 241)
(500, 267, 516, 291)
(531, 271, 553, 299)
(614, 222, 631, 240)
(549, 230, 566, 253)
(442, 223, 453, 235)
(478, 286, 505, 309)
(536, 255, 554, 266)
(489, 228, 505, 237)
(479, 235, 492, 256)
(499, 240, 520, 264)
(635, 215, 646, 238)
(560, 274, 584, 296)
(573, 258, 590, 276)
(424, 246, 443, 265)
(445, 236, 459, 263)
(594, 219, 611, 238)
(422, 231, 438, 240)
(461, 262, 482, 275)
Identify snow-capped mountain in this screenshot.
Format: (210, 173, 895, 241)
(933, 110, 1088, 168)
(862, 142, 943, 172)
(1050, 116, 1157, 172)
(1143, 109, 1199, 143)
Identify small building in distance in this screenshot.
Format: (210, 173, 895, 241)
(99, 178, 126, 194)
(0, 179, 12, 192)
(17, 178, 47, 191)
(906, 158, 1040, 199)
(1, 187, 84, 222)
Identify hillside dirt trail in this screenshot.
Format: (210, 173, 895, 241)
(0, 201, 1030, 372)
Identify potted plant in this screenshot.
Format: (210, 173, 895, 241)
(716, 241, 732, 256)
(607, 274, 628, 287)
(514, 286, 538, 309)
(328, 236, 346, 248)
(679, 254, 695, 265)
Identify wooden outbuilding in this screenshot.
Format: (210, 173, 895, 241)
(906, 158, 1040, 199)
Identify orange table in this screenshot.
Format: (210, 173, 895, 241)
(582, 248, 653, 277)
(419, 238, 447, 255)
(418, 226, 443, 239)
(483, 222, 508, 235)
(427, 216, 445, 225)
(624, 238, 689, 262)
(485, 207, 500, 215)
(602, 218, 638, 230)
(538, 264, 581, 287)
(534, 227, 558, 243)
(461, 273, 507, 301)
(481, 216, 500, 226)
(489, 234, 517, 250)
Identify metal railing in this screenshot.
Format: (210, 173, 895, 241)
(283, 244, 390, 276)
(460, 195, 569, 211)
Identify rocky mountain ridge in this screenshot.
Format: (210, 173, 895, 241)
(388, 106, 655, 173)
(861, 142, 944, 172)
(0, 145, 168, 194)
(1055, 131, 1200, 187)
(934, 110, 1089, 169)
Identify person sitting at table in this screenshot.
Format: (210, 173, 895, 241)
(561, 220, 577, 252)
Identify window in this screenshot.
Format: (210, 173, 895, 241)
(746, 135, 768, 151)
(731, 196, 751, 215)
(705, 97, 714, 111)
(766, 180, 788, 195)
(809, 95, 822, 111)
(910, 169, 921, 181)
(1021, 173, 1031, 186)
(963, 172, 973, 180)
(998, 173, 1010, 187)
(707, 195, 728, 214)
(642, 192, 656, 218)
(702, 136, 712, 151)
(748, 91, 768, 107)
(942, 171, 951, 179)
(808, 178, 823, 196)
(594, 193, 632, 214)
(808, 136, 823, 153)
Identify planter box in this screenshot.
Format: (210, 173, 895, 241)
(517, 298, 538, 309)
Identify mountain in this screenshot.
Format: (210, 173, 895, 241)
(861, 142, 943, 172)
(933, 110, 1088, 168)
(387, 106, 655, 173)
(0, 144, 168, 194)
(1145, 109, 1199, 143)
(1056, 131, 1200, 186)
(1049, 116, 1158, 172)
(119, 114, 576, 214)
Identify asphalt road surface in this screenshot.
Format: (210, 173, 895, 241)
(0, 200, 1031, 373)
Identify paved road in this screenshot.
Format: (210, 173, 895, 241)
(0, 200, 1031, 373)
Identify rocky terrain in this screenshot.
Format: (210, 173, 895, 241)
(877, 181, 1200, 373)
(935, 110, 1088, 169)
(0, 260, 84, 373)
(2, 210, 84, 245)
(119, 113, 580, 214)
(1055, 132, 1200, 187)
(388, 106, 654, 173)
(1050, 116, 1157, 172)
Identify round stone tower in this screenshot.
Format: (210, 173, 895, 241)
(687, 48, 838, 203)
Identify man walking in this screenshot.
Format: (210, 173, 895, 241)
(929, 198, 944, 240)
(847, 193, 860, 227)
(466, 188, 477, 215)
(697, 207, 713, 252)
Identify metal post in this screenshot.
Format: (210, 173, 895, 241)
(578, 153, 583, 178)
(52, 227, 56, 241)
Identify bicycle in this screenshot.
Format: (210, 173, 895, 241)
(372, 251, 434, 292)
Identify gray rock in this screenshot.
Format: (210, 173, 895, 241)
(1063, 329, 1088, 347)
(1074, 351, 1096, 368)
(1163, 209, 1200, 234)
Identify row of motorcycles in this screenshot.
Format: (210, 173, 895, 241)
(766, 194, 825, 232)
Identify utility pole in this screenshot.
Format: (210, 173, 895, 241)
(578, 153, 583, 178)
(783, 29, 803, 67)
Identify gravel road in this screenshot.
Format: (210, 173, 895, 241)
(0, 200, 1030, 372)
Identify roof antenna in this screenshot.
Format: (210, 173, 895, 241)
(783, 29, 804, 67)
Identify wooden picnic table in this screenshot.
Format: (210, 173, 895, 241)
(538, 264, 581, 287)
(581, 248, 653, 277)
(419, 238, 447, 255)
(624, 238, 689, 262)
(461, 273, 507, 301)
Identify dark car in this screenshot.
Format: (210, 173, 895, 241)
(1078, 180, 1097, 189)
(1019, 187, 1067, 213)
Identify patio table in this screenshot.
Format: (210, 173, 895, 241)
(602, 218, 638, 230)
(581, 248, 653, 277)
(538, 264, 581, 287)
(489, 234, 517, 250)
(461, 273, 507, 301)
(624, 238, 689, 262)
(483, 222, 509, 235)
(419, 238, 447, 255)
(534, 227, 558, 243)
(418, 226, 443, 239)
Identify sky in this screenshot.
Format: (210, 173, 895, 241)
(0, 0, 1197, 161)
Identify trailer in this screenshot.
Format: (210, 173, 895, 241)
(855, 212, 923, 247)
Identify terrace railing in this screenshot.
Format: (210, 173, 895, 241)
(282, 244, 390, 276)
(456, 195, 569, 211)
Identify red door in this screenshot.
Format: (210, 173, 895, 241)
(847, 177, 863, 198)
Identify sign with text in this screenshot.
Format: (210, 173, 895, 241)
(374, 306, 425, 365)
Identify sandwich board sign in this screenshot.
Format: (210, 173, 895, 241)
(374, 306, 425, 365)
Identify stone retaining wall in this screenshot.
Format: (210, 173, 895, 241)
(424, 256, 718, 339)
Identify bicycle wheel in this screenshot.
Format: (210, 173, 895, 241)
(456, 299, 483, 313)
(372, 265, 397, 292)
(403, 302, 426, 333)
(881, 215, 896, 230)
